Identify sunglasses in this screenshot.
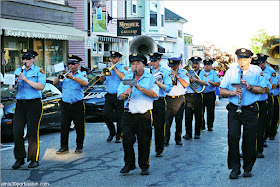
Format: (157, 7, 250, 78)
(21, 56, 32, 60)
(68, 62, 77, 65)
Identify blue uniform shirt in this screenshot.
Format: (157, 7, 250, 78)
(105, 63, 128, 94)
(258, 69, 271, 101)
(199, 69, 219, 93)
(62, 70, 87, 103)
(186, 70, 200, 94)
(220, 65, 266, 106)
(273, 73, 279, 96)
(117, 71, 159, 114)
(15, 64, 46, 100)
(168, 68, 189, 96)
(263, 65, 277, 94)
(150, 66, 172, 98)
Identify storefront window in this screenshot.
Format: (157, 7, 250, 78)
(45, 40, 65, 77)
(3, 36, 28, 73)
(31, 39, 44, 70)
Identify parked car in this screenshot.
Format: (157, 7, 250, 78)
(1, 83, 63, 142)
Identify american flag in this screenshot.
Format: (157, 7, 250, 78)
(1, 49, 6, 66)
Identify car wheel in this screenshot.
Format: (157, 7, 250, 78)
(70, 121, 75, 131)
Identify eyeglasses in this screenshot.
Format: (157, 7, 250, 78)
(21, 56, 32, 60)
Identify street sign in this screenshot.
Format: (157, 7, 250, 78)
(85, 37, 92, 49)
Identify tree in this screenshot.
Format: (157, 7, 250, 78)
(250, 29, 269, 54)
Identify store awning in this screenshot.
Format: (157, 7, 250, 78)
(0, 18, 87, 41)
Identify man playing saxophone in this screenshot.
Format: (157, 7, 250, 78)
(164, 56, 189, 146)
(100, 51, 128, 143)
(148, 52, 172, 157)
(220, 48, 266, 179)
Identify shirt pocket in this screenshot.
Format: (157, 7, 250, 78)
(26, 72, 38, 82)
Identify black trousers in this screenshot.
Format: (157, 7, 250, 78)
(270, 95, 279, 138)
(103, 93, 124, 138)
(61, 100, 85, 149)
(256, 100, 268, 153)
(121, 111, 152, 169)
(227, 102, 258, 171)
(165, 96, 185, 142)
(13, 98, 42, 162)
(264, 94, 274, 140)
(152, 98, 166, 154)
(185, 93, 203, 137)
(202, 91, 216, 129)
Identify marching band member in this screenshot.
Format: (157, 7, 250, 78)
(117, 53, 159, 175)
(164, 56, 189, 146)
(148, 52, 172, 157)
(9, 49, 46, 169)
(183, 57, 204, 140)
(100, 51, 128, 143)
(54, 55, 88, 154)
(220, 48, 266, 179)
(200, 59, 220, 131)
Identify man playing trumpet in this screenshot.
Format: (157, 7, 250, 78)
(220, 48, 266, 179)
(100, 51, 128, 143)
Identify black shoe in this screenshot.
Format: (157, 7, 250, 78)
(12, 159, 25, 169)
(269, 136, 275, 140)
(194, 135, 200, 139)
(263, 141, 267, 147)
(256, 152, 264, 158)
(115, 137, 122, 143)
(175, 140, 182, 145)
(141, 168, 150, 175)
(75, 147, 83, 154)
(229, 169, 241, 179)
(202, 127, 206, 130)
(120, 165, 136, 173)
(107, 134, 115, 142)
(240, 153, 243, 158)
(164, 140, 169, 146)
(183, 135, 192, 140)
(28, 161, 39, 168)
(208, 128, 213, 131)
(156, 152, 163, 157)
(56, 147, 69, 154)
(243, 170, 252, 177)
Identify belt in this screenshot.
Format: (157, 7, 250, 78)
(62, 100, 83, 105)
(258, 100, 268, 104)
(203, 91, 215, 94)
(186, 93, 196, 96)
(17, 98, 41, 103)
(157, 97, 165, 100)
(229, 102, 256, 108)
(167, 95, 184, 99)
(107, 93, 117, 96)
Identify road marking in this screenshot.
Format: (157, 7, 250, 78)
(0, 141, 43, 151)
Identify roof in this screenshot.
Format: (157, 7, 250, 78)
(165, 8, 188, 22)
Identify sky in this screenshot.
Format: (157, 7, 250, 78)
(164, 0, 280, 53)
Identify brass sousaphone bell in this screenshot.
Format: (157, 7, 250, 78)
(262, 35, 280, 65)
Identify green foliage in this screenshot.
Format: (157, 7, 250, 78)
(250, 29, 269, 54)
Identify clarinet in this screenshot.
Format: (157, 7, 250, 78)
(236, 66, 243, 114)
(10, 64, 25, 100)
(124, 69, 137, 110)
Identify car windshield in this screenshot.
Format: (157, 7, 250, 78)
(87, 71, 106, 90)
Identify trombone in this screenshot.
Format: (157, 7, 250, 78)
(84, 55, 126, 93)
(169, 65, 180, 85)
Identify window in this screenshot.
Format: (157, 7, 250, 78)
(161, 14, 164, 27)
(150, 14, 157, 26)
(178, 30, 182, 38)
(92, 42, 104, 55)
(111, 0, 117, 22)
(132, 0, 137, 15)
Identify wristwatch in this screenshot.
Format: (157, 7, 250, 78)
(249, 85, 253, 91)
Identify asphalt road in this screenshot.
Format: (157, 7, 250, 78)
(1, 98, 279, 186)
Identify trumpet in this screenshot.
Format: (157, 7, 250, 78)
(169, 65, 180, 85)
(58, 70, 71, 82)
(103, 55, 126, 76)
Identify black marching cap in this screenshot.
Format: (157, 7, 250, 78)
(148, 52, 163, 62)
(251, 54, 269, 65)
(110, 51, 123, 58)
(190, 56, 202, 64)
(21, 49, 38, 58)
(129, 53, 148, 66)
(68, 54, 83, 64)
(235, 48, 253, 58)
(168, 57, 181, 67)
(203, 59, 214, 65)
